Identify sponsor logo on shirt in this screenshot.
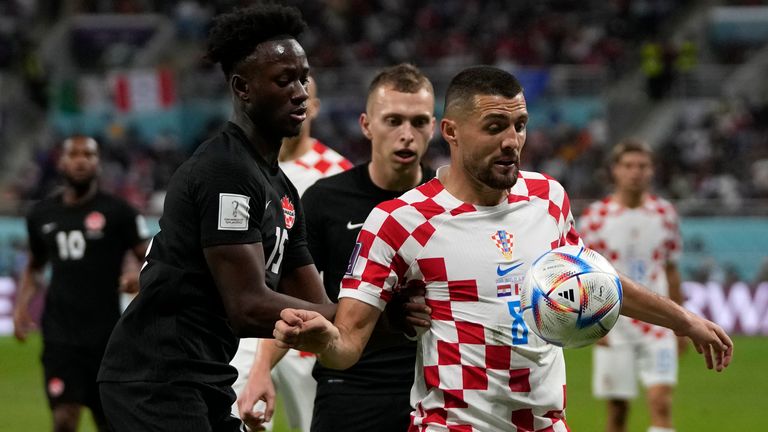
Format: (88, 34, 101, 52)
(281, 196, 295, 229)
(218, 193, 250, 231)
(346, 221, 364, 230)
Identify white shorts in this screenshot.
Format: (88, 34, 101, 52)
(230, 338, 317, 432)
(592, 334, 677, 399)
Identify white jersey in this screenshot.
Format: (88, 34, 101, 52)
(339, 169, 581, 431)
(578, 195, 682, 345)
(279, 139, 353, 196)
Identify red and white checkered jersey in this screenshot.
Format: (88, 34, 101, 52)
(339, 169, 581, 431)
(578, 195, 682, 344)
(279, 139, 353, 196)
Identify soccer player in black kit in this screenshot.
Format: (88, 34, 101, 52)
(239, 64, 437, 432)
(97, 5, 338, 431)
(13, 135, 149, 432)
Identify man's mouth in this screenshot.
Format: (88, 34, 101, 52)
(289, 107, 307, 122)
(493, 157, 518, 167)
(394, 149, 417, 162)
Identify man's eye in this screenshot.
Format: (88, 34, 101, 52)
(515, 122, 527, 132)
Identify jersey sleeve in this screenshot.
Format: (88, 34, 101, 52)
(25, 205, 47, 265)
(191, 155, 266, 248)
(662, 202, 682, 264)
(551, 182, 582, 248)
(301, 183, 327, 272)
(280, 185, 314, 271)
(337, 199, 410, 311)
(115, 199, 150, 250)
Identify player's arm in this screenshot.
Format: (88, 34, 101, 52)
(618, 273, 732, 371)
(13, 252, 45, 342)
(274, 297, 381, 370)
(119, 239, 150, 294)
(238, 338, 280, 428)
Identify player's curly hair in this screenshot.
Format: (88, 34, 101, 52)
(205, 4, 307, 78)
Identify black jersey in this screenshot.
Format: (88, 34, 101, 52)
(25, 191, 147, 346)
(302, 163, 435, 395)
(98, 122, 313, 385)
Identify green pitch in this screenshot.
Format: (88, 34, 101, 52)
(1, 335, 761, 431)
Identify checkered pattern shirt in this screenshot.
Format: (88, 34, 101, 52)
(280, 139, 353, 196)
(339, 169, 581, 431)
(578, 195, 681, 343)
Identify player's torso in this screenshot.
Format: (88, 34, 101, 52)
(596, 207, 669, 292)
(405, 201, 567, 430)
(35, 195, 127, 289)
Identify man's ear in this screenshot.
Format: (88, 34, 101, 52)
(440, 118, 458, 147)
(359, 113, 372, 140)
(231, 74, 249, 102)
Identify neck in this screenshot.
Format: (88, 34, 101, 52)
(279, 133, 314, 162)
(614, 189, 645, 208)
(441, 165, 508, 206)
(231, 106, 281, 165)
(62, 181, 98, 206)
(368, 161, 423, 192)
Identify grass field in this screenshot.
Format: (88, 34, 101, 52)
(1, 335, 761, 431)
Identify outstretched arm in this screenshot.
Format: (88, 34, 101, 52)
(274, 297, 381, 370)
(619, 273, 732, 371)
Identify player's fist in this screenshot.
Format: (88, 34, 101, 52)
(273, 308, 338, 353)
(12, 307, 36, 342)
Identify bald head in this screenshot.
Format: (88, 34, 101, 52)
(443, 66, 523, 119)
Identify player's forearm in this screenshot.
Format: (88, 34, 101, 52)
(619, 273, 692, 333)
(15, 264, 43, 310)
(253, 339, 289, 371)
(232, 292, 336, 338)
(316, 327, 366, 370)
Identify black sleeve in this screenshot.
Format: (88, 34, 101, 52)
(281, 183, 313, 271)
(301, 183, 326, 272)
(115, 199, 150, 250)
(25, 205, 47, 265)
(191, 156, 266, 248)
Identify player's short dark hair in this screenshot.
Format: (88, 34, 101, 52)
(610, 137, 654, 165)
(443, 66, 523, 117)
(205, 4, 307, 78)
(367, 63, 434, 100)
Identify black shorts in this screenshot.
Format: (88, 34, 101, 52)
(311, 392, 411, 432)
(41, 342, 106, 411)
(99, 381, 244, 432)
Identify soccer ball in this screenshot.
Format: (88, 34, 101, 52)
(520, 245, 622, 348)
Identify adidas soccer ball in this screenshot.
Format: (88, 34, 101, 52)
(520, 245, 622, 348)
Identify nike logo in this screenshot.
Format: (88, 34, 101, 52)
(346, 221, 364, 230)
(496, 261, 524, 276)
(265, 200, 271, 210)
(42, 222, 57, 234)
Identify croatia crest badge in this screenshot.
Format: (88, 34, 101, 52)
(491, 230, 514, 260)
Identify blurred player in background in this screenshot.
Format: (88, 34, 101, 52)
(579, 139, 684, 432)
(238, 63, 436, 432)
(272, 66, 732, 431)
(229, 75, 352, 432)
(13, 135, 149, 432)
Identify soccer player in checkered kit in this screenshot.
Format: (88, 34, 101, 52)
(13, 136, 150, 432)
(579, 139, 685, 432)
(229, 75, 353, 432)
(239, 64, 437, 432)
(273, 66, 733, 431)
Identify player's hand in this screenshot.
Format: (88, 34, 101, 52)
(675, 312, 733, 371)
(273, 308, 338, 353)
(12, 307, 36, 342)
(237, 366, 275, 431)
(387, 279, 431, 337)
(118, 271, 140, 294)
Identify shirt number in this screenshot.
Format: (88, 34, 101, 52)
(55, 230, 86, 260)
(265, 227, 289, 274)
(507, 300, 529, 345)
